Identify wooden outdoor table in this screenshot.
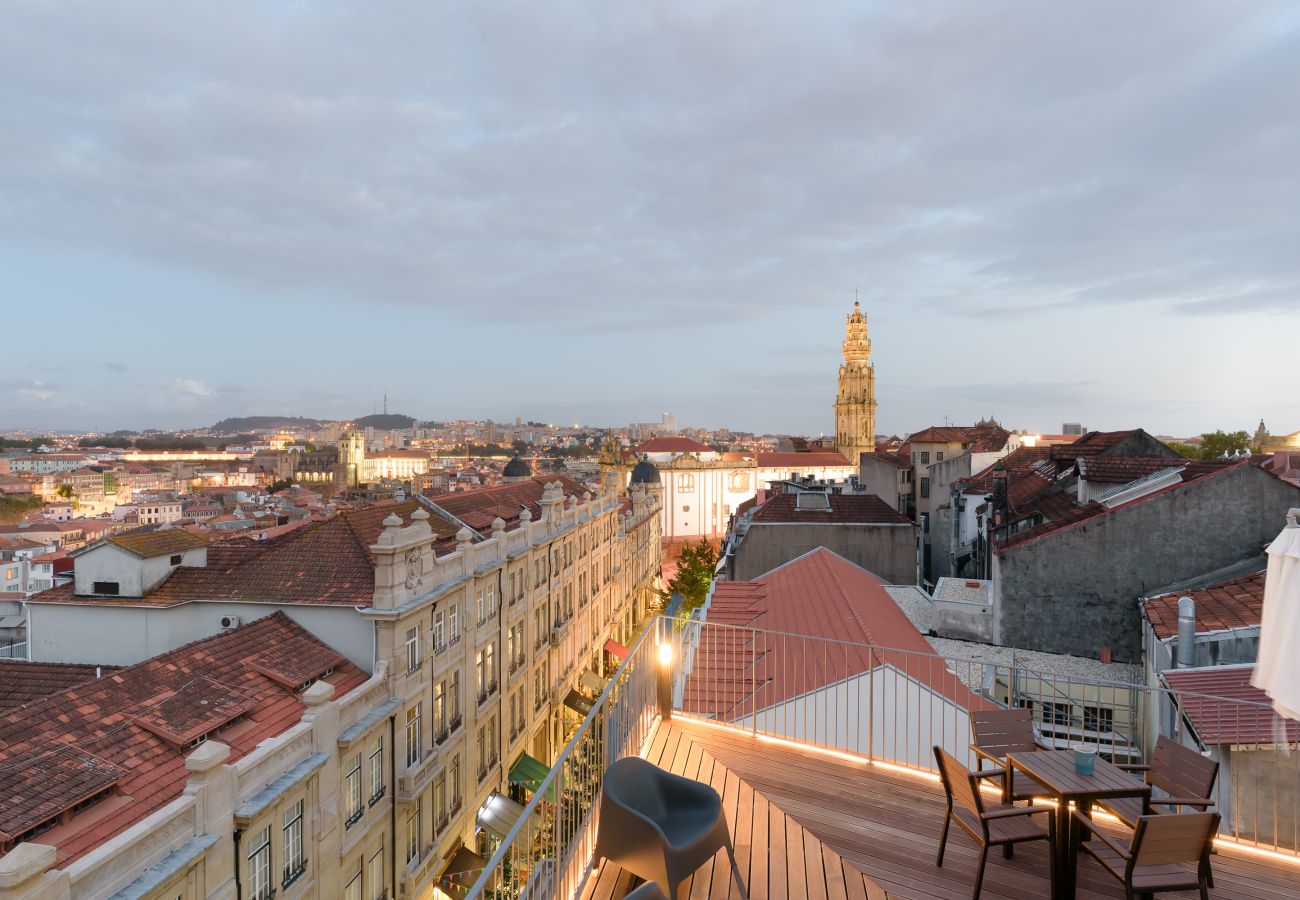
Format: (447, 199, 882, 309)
(1006, 749, 1150, 900)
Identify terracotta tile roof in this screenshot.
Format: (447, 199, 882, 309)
(1047, 429, 1139, 462)
(684, 549, 991, 721)
(103, 530, 211, 558)
(749, 493, 912, 525)
(630, 437, 714, 454)
(424, 476, 589, 535)
(754, 451, 852, 469)
(367, 448, 430, 459)
(907, 426, 1010, 451)
(1160, 665, 1297, 745)
(868, 450, 909, 468)
(1143, 570, 1266, 640)
(0, 612, 365, 864)
(996, 461, 1246, 553)
(0, 661, 117, 713)
(1077, 456, 1187, 484)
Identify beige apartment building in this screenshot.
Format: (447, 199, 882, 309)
(8, 470, 663, 899)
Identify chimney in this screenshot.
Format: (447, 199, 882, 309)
(1176, 596, 1196, 668)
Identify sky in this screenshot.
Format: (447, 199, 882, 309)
(2, 2, 1299, 439)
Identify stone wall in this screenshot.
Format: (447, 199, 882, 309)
(995, 465, 1300, 661)
(732, 521, 917, 583)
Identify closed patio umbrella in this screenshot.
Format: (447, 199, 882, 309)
(1252, 509, 1300, 719)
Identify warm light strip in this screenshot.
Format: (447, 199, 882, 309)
(668, 715, 1300, 868)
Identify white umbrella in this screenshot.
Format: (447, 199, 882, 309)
(1252, 508, 1300, 719)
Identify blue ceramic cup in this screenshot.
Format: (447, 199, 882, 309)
(1073, 748, 1097, 776)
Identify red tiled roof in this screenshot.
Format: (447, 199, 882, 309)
(684, 549, 990, 721)
(1047, 429, 1141, 462)
(630, 437, 713, 454)
(425, 475, 590, 534)
(868, 450, 909, 468)
(907, 426, 1010, 452)
(0, 612, 365, 864)
(749, 493, 912, 525)
(1143, 571, 1266, 640)
(1161, 665, 1297, 745)
(103, 530, 211, 558)
(0, 660, 118, 713)
(755, 451, 852, 469)
(1077, 456, 1186, 484)
(996, 461, 1247, 553)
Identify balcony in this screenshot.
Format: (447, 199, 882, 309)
(463, 615, 1300, 900)
(397, 748, 440, 801)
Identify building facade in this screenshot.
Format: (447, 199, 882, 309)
(16, 475, 663, 899)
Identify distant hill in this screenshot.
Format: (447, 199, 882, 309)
(353, 413, 416, 430)
(210, 416, 323, 433)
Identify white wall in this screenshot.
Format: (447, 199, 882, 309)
(733, 664, 977, 771)
(28, 601, 375, 670)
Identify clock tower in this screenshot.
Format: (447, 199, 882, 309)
(834, 300, 877, 466)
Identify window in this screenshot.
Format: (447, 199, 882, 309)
(406, 800, 422, 864)
(434, 771, 447, 826)
(368, 735, 385, 803)
(936, 451, 944, 461)
(1044, 702, 1073, 727)
(405, 704, 422, 767)
(476, 589, 485, 623)
(434, 680, 446, 736)
(433, 609, 445, 652)
(405, 627, 420, 673)
(345, 754, 363, 826)
(248, 826, 272, 900)
(169, 554, 182, 565)
(282, 799, 306, 886)
(450, 671, 461, 724)
(920, 477, 930, 498)
(345, 865, 362, 900)
(92, 581, 119, 595)
(1083, 706, 1114, 734)
(677, 474, 695, 492)
(920, 451, 930, 464)
(367, 841, 385, 900)
(450, 754, 462, 809)
(449, 605, 460, 643)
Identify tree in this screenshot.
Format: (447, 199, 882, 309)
(54, 483, 74, 500)
(266, 478, 293, 494)
(660, 539, 720, 615)
(1164, 441, 1201, 460)
(0, 495, 43, 525)
(1198, 430, 1251, 460)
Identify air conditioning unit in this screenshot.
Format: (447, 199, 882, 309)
(220, 615, 241, 630)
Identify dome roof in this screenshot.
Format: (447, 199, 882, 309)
(630, 456, 661, 485)
(503, 456, 532, 477)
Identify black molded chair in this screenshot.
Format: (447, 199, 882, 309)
(593, 757, 746, 899)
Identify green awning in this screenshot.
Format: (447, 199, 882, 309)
(509, 753, 550, 791)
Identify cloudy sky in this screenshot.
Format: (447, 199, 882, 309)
(3, 1, 1298, 438)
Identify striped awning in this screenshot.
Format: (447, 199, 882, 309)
(604, 638, 630, 660)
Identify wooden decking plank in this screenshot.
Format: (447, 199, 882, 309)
(749, 782, 771, 900)
(785, 815, 807, 900)
(706, 765, 739, 900)
(822, 842, 848, 900)
(767, 790, 788, 900)
(687, 749, 715, 900)
(730, 774, 755, 900)
(842, 857, 868, 900)
(803, 823, 829, 900)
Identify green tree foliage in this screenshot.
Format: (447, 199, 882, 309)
(0, 495, 43, 524)
(1198, 430, 1251, 460)
(1164, 441, 1202, 459)
(0, 437, 51, 450)
(661, 539, 719, 615)
(54, 484, 74, 500)
(266, 479, 293, 494)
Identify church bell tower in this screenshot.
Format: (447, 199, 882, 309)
(834, 300, 877, 465)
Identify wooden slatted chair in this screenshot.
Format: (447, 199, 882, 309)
(934, 747, 1056, 900)
(1097, 736, 1219, 886)
(1072, 809, 1220, 900)
(968, 707, 1052, 806)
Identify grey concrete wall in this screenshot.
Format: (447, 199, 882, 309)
(858, 455, 903, 511)
(996, 465, 1300, 661)
(732, 521, 917, 583)
(930, 504, 953, 582)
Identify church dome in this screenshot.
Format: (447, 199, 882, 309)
(630, 456, 661, 485)
(503, 456, 532, 478)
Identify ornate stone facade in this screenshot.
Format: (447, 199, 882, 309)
(834, 301, 878, 467)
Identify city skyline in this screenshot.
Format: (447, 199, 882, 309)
(3, 2, 1299, 435)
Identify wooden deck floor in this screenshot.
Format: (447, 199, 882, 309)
(582, 718, 1300, 900)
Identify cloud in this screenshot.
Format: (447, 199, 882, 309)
(172, 378, 213, 398)
(17, 388, 54, 401)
